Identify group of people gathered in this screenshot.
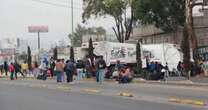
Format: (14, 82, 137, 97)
(111, 60, 134, 83)
(0, 61, 39, 80)
(0, 56, 136, 84)
(146, 60, 206, 80)
(146, 61, 169, 80)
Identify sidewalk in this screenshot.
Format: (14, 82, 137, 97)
(1, 73, 208, 87)
(82, 77, 208, 87)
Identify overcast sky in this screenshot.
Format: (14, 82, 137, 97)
(0, 0, 204, 52)
(0, 0, 115, 51)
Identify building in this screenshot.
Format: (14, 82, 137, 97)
(82, 34, 117, 43)
(0, 38, 17, 62)
(129, 5, 208, 47)
(16, 38, 29, 54)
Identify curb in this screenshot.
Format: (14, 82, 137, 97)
(2, 76, 208, 87)
(133, 80, 208, 87)
(168, 98, 207, 106)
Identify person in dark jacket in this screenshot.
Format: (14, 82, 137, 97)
(0, 63, 3, 76)
(14, 61, 25, 79)
(49, 59, 56, 77)
(4, 61, 8, 76)
(96, 56, 106, 84)
(66, 60, 75, 83)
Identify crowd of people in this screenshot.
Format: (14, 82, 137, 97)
(0, 56, 136, 84)
(0, 57, 105, 83)
(2, 56, 207, 84)
(146, 61, 169, 80)
(145, 60, 207, 80)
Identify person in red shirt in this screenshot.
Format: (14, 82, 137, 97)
(9, 63, 15, 80)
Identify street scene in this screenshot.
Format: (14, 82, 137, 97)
(1, 0, 208, 110)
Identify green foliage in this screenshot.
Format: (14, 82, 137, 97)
(68, 24, 106, 47)
(136, 40, 142, 74)
(88, 38, 94, 66)
(83, 0, 137, 43)
(70, 47, 75, 61)
(17, 52, 27, 63)
(53, 47, 58, 60)
(27, 46, 32, 70)
(135, 0, 185, 32)
(69, 24, 86, 47)
(83, 0, 125, 21)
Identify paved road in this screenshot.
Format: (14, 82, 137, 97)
(0, 79, 207, 110)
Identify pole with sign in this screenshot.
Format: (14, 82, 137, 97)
(28, 25, 48, 61)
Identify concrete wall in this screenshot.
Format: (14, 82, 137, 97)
(130, 8, 208, 47)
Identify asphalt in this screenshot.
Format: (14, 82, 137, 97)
(0, 79, 207, 110)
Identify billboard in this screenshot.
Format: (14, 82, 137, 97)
(28, 25, 48, 33)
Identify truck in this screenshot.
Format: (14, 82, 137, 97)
(80, 41, 182, 71)
(142, 44, 182, 71)
(93, 41, 137, 66)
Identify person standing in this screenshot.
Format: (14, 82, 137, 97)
(4, 61, 8, 76)
(96, 56, 106, 84)
(41, 59, 48, 80)
(32, 61, 39, 78)
(0, 62, 3, 76)
(164, 63, 169, 78)
(56, 59, 64, 82)
(33, 61, 40, 78)
(66, 60, 75, 83)
(14, 61, 25, 79)
(76, 60, 84, 82)
(9, 63, 15, 80)
(177, 61, 183, 76)
(61, 59, 65, 82)
(21, 61, 28, 77)
(49, 59, 56, 77)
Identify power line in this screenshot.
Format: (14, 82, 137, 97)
(31, 0, 83, 10)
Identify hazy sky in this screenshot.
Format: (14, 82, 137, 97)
(0, 0, 115, 51)
(0, 0, 203, 51)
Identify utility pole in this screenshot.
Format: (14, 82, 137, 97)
(38, 32, 40, 51)
(71, 0, 74, 34)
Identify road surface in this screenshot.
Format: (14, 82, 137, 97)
(0, 79, 207, 110)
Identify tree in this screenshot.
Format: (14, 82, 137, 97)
(68, 24, 106, 47)
(185, 0, 204, 61)
(70, 47, 75, 61)
(181, 26, 191, 79)
(88, 38, 94, 66)
(96, 26, 106, 36)
(18, 52, 27, 63)
(82, 0, 137, 43)
(27, 46, 32, 70)
(69, 24, 87, 47)
(53, 47, 58, 60)
(136, 39, 142, 74)
(136, 0, 203, 61)
(135, 0, 186, 33)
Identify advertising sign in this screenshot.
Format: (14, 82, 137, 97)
(28, 25, 48, 33)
